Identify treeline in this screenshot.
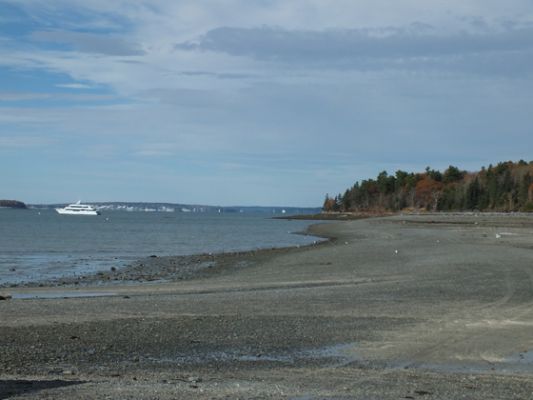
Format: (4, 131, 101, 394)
(323, 160, 533, 213)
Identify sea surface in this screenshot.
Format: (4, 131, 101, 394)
(0, 208, 323, 285)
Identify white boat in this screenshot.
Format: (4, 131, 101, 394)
(56, 201, 100, 216)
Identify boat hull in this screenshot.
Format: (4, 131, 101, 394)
(55, 208, 100, 216)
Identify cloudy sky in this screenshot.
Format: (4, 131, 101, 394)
(1, 1, 532, 206)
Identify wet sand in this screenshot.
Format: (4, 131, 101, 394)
(2, 213, 533, 399)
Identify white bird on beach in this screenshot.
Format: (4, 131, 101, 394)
(394, 249, 398, 254)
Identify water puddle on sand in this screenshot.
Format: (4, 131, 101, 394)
(289, 396, 355, 400)
(397, 349, 533, 375)
(301, 343, 361, 367)
(248, 345, 533, 375)
(501, 349, 533, 373)
(11, 291, 116, 299)
(149, 342, 361, 367)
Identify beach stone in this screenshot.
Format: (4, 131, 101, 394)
(48, 368, 64, 375)
(0, 295, 12, 300)
(62, 369, 75, 376)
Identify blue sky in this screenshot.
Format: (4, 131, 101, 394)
(1, 1, 533, 206)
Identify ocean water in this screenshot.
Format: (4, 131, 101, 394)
(0, 208, 322, 285)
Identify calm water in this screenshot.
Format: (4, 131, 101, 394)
(0, 209, 322, 285)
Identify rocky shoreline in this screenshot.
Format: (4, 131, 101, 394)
(275, 211, 394, 220)
(1, 225, 332, 290)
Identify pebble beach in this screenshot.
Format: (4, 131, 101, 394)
(2, 213, 533, 399)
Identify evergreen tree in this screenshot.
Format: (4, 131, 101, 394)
(465, 178, 481, 210)
(443, 165, 464, 183)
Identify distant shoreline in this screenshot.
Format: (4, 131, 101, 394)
(26, 202, 321, 215)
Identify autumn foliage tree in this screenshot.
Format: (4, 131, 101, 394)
(324, 160, 533, 213)
(415, 177, 443, 211)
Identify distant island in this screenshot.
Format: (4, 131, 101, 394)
(324, 160, 533, 213)
(0, 200, 27, 209)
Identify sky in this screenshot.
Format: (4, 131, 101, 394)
(1, 1, 533, 207)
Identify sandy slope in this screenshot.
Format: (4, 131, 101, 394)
(1, 214, 533, 399)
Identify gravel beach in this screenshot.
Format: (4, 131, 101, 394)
(2, 213, 533, 399)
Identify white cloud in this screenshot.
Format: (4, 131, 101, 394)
(55, 83, 93, 89)
(2, 1, 532, 99)
(10, 0, 533, 32)
(176, 24, 533, 78)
